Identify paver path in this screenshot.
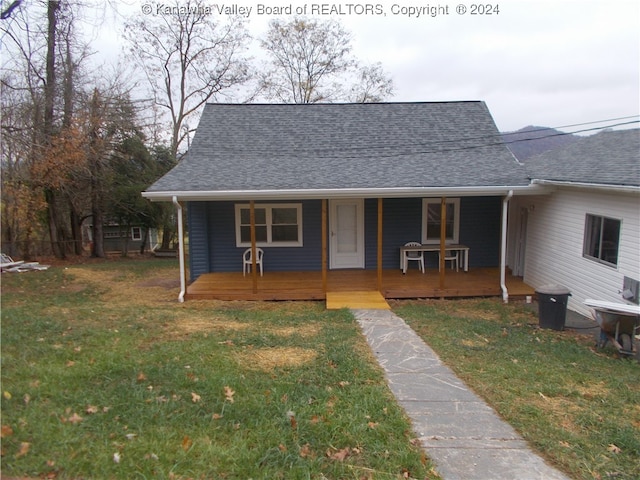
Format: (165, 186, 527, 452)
(353, 308, 571, 480)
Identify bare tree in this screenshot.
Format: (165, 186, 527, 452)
(123, 0, 251, 159)
(259, 17, 394, 103)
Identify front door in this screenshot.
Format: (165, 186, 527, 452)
(329, 199, 365, 269)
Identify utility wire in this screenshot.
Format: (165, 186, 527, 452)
(211, 116, 639, 159)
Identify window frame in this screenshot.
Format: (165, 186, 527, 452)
(131, 227, 142, 241)
(421, 198, 461, 244)
(583, 213, 621, 268)
(235, 203, 303, 247)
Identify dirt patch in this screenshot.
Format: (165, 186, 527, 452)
(64, 267, 179, 306)
(235, 347, 318, 371)
(167, 313, 250, 336)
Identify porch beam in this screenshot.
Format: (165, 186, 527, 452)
(439, 196, 446, 289)
(250, 200, 258, 294)
(377, 198, 383, 291)
(322, 199, 327, 293)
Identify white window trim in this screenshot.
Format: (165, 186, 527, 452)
(131, 227, 142, 241)
(235, 203, 303, 247)
(582, 213, 621, 268)
(421, 198, 460, 244)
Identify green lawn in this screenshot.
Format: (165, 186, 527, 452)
(394, 299, 640, 480)
(1, 259, 435, 479)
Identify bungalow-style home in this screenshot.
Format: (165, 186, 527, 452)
(143, 102, 551, 303)
(507, 128, 640, 317)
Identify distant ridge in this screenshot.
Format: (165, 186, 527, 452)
(501, 125, 581, 161)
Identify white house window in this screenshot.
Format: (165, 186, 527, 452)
(583, 214, 621, 267)
(235, 204, 303, 247)
(422, 198, 460, 244)
(131, 227, 142, 241)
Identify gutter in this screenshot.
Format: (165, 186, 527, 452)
(173, 196, 186, 303)
(500, 190, 514, 303)
(531, 179, 640, 194)
(143, 184, 549, 202)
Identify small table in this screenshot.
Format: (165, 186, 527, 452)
(400, 244, 470, 273)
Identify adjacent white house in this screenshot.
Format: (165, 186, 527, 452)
(507, 129, 640, 317)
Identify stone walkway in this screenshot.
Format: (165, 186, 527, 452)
(352, 308, 571, 480)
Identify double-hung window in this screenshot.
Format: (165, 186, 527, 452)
(422, 198, 460, 244)
(235, 203, 303, 247)
(583, 214, 621, 267)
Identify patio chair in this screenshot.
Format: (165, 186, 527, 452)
(439, 249, 459, 272)
(243, 247, 264, 276)
(403, 242, 424, 274)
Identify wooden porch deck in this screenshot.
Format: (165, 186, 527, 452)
(185, 268, 535, 302)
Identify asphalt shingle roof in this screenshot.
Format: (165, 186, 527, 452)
(146, 102, 531, 195)
(523, 129, 640, 187)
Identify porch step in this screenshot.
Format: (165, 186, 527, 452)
(326, 291, 390, 310)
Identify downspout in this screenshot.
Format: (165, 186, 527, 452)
(500, 190, 513, 303)
(173, 196, 186, 303)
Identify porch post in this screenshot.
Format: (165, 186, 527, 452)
(500, 190, 514, 303)
(172, 196, 186, 303)
(439, 196, 446, 289)
(377, 198, 383, 291)
(321, 199, 327, 294)
(249, 200, 258, 294)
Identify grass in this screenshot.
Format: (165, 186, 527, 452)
(1, 259, 435, 479)
(393, 298, 640, 480)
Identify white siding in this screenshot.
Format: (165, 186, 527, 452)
(517, 188, 640, 317)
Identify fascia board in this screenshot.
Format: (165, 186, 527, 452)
(142, 184, 549, 202)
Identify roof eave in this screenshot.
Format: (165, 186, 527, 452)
(142, 184, 549, 202)
(531, 179, 640, 194)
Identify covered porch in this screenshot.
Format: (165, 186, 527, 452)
(185, 267, 535, 302)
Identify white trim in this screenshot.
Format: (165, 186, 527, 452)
(131, 226, 142, 241)
(234, 203, 303, 247)
(531, 179, 640, 194)
(421, 198, 460, 244)
(142, 185, 550, 202)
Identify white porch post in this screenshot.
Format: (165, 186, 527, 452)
(172, 196, 186, 303)
(500, 190, 514, 303)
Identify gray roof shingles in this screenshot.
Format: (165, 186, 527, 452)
(146, 102, 531, 194)
(523, 129, 640, 187)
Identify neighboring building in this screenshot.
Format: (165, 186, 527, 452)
(84, 224, 159, 254)
(507, 129, 640, 316)
(143, 102, 550, 301)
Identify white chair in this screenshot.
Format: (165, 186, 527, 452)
(243, 247, 264, 276)
(403, 242, 424, 274)
(439, 249, 459, 272)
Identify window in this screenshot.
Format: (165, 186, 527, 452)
(422, 198, 460, 244)
(131, 227, 142, 241)
(235, 204, 303, 247)
(583, 214, 621, 267)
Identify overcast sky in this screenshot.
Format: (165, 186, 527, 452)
(95, 0, 639, 133)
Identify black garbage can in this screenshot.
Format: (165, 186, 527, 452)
(536, 284, 571, 330)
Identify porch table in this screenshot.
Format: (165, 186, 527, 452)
(400, 244, 470, 273)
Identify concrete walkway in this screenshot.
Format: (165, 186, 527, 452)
(352, 308, 571, 480)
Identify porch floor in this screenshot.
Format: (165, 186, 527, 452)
(185, 267, 535, 302)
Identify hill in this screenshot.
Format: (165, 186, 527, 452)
(501, 126, 581, 161)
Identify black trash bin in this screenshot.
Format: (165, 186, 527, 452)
(536, 284, 571, 330)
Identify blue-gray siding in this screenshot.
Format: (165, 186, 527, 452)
(187, 197, 502, 281)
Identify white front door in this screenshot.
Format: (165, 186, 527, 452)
(329, 199, 365, 269)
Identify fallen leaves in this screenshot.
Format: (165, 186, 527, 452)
(224, 386, 235, 403)
(16, 442, 31, 458)
(607, 443, 621, 454)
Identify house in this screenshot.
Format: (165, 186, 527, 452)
(507, 129, 640, 317)
(143, 102, 549, 302)
(83, 223, 159, 254)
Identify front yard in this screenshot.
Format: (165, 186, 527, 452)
(1, 257, 638, 479)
